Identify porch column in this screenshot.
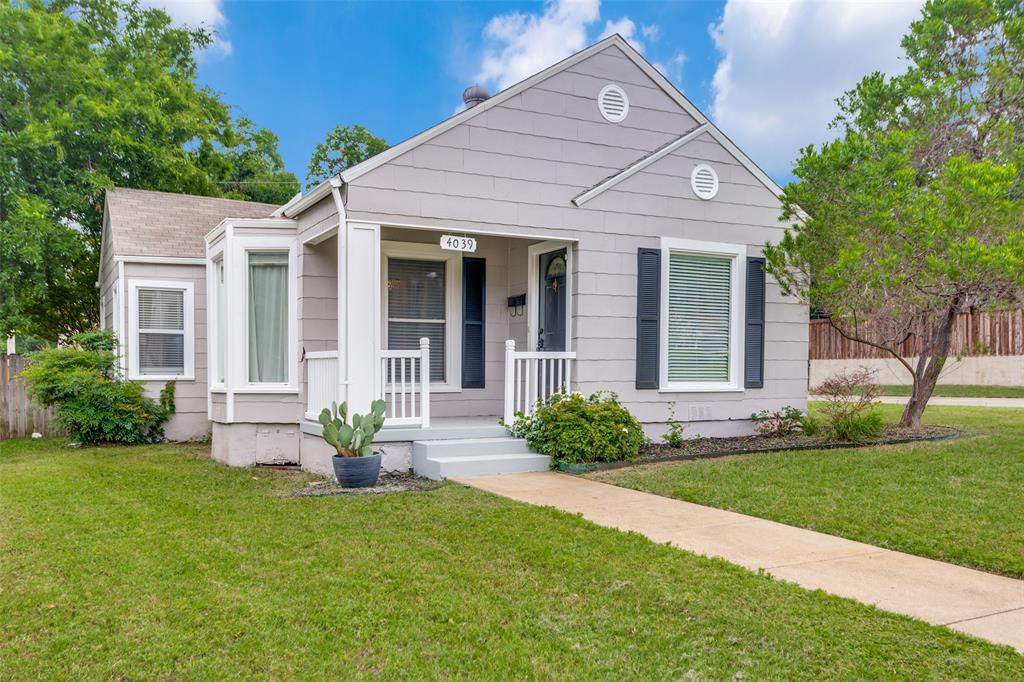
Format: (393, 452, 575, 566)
(341, 221, 381, 412)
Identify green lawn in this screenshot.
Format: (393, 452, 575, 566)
(2, 439, 1020, 677)
(878, 384, 1024, 398)
(594, 405, 1024, 579)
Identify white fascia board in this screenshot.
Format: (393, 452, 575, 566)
(206, 217, 296, 242)
(114, 255, 207, 266)
(573, 124, 710, 206)
(283, 181, 333, 218)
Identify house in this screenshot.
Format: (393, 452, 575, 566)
(99, 35, 808, 478)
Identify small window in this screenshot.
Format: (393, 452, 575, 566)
(386, 258, 447, 382)
(214, 259, 226, 384)
(691, 164, 719, 200)
(129, 280, 194, 380)
(248, 251, 289, 384)
(598, 84, 629, 123)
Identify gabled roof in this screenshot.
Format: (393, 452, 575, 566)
(105, 188, 280, 259)
(285, 34, 785, 218)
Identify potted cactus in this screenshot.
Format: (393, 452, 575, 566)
(318, 399, 387, 487)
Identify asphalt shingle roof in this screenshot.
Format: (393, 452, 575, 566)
(105, 188, 281, 258)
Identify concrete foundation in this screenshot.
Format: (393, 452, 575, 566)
(810, 356, 1024, 388)
(211, 422, 299, 468)
(298, 433, 412, 476)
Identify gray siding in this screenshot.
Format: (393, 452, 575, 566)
(338, 43, 807, 425)
(121, 262, 209, 440)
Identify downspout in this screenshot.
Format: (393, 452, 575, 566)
(329, 177, 349, 407)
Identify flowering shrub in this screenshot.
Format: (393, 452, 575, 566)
(504, 391, 646, 466)
(750, 406, 804, 437)
(812, 368, 884, 441)
(20, 330, 175, 444)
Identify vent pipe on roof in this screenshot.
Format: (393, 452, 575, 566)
(462, 85, 490, 108)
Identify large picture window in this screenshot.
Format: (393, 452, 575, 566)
(660, 239, 745, 392)
(248, 251, 289, 384)
(129, 279, 194, 380)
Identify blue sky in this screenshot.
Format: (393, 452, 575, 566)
(162, 0, 925, 186)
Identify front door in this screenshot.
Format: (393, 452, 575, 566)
(537, 248, 567, 351)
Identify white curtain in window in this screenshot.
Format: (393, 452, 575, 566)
(248, 252, 288, 383)
(667, 252, 732, 383)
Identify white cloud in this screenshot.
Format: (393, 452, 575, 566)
(141, 0, 232, 56)
(709, 0, 923, 177)
(474, 0, 654, 91)
(641, 24, 661, 43)
(654, 52, 686, 88)
(598, 17, 645, 54)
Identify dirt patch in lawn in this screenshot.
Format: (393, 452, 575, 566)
(285, 471, 444, 497)
(583, 425, 959, 473)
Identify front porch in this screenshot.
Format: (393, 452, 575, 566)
(298, 223, 578, 478)
(301, 224, 579, 431)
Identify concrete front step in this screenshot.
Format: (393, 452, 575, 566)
(412, 437, 550, 479)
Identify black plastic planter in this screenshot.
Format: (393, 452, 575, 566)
(332, 452, 382, 488)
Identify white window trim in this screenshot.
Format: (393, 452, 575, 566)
(380, 240, 462, 393)
(208, 255, 226, 389)
(235, 236, 299, 392)
(659, 237, 746, 393)
(127, 278, 195, 381)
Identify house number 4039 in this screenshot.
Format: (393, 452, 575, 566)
(439, 235, 477, 253)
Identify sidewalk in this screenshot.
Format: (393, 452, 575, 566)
(810, 395, 1024, 408)
(453, 471, 1024, 653)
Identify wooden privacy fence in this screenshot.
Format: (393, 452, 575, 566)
(810, 309, 1024, 360)
(1, 354, 61, 439)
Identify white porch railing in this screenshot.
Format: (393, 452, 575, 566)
(305, 350, 338, 420)
(379, 337, 431, 428)
(503, 340, 576, 424)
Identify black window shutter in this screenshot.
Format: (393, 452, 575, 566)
(745, 257, 766, 389)
(462, 257, 486, 389)
(636, 248, 660, 389)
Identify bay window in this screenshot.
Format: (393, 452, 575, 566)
(248, 251, 290, 384)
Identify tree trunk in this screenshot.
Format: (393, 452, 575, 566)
(899, 304, 959, 428)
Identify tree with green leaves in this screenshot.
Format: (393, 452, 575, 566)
(767, 0, 1024, 427)
(0, 0, 297, 341)
(306, 124, 389, 187)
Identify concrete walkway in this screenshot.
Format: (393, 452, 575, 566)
(453, 471, 1024, 653)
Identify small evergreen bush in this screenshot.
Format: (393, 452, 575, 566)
(505, 391, 646, 466)
(20, 330, 175, 444)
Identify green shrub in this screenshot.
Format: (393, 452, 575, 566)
(750, 406, 804, 437)
(813, 368, 885, 442)
(20, 330, 175, 444)
(827, 410, 885, 442)
(505, 391, 646, 466)
(799, 412, 823, 437)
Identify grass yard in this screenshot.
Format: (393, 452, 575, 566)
(878, 384, 1024, 399)
(593, 405, 1024, 579)
(2, 439, 1021, 678)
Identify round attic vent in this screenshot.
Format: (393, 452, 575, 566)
(691, 164, 719, 200)
(598, 84, 629, 123)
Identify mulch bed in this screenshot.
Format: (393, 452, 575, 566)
(286, 471, 443, 497)
(580, 425, 960, 473)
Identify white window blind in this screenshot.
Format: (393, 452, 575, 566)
(386, 258, 446, 381)
(667, 252, 733, 383)
(137, 288, 185, 376)
(248, 251, 289, 384)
